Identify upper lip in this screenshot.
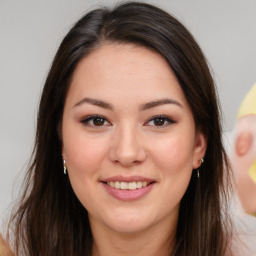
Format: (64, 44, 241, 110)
(100, 175, 156, 183)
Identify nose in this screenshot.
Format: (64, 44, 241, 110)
(109, 124, 147, 167)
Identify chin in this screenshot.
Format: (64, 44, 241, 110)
(107, 219, 150, 234)
(97, 209, 154, 234)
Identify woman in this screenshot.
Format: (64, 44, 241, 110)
(8, 2, 234, 255)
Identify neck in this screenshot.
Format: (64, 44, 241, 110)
(90, 216, 177, 256)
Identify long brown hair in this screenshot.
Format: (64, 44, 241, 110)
(8, 2, 233, 255)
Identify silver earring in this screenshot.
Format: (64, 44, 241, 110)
(196, 158, 204, 178)
(63, 159, 67, 174)
(197, 158, 204, 167)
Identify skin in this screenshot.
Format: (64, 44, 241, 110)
(62, 43, 206, 256)
(232, 115, 256, 213)
(0, 234, 14, 256)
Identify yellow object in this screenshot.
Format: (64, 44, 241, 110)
(237, 84, 256, 119)
(249, 159, 256, 183)
(237, 84, 256, 217)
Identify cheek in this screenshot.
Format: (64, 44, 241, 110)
(62, 125, 109, 177)
(151, 134, 195, 173)
(155, 135, 195, 204)
(62, 129, 110, 208)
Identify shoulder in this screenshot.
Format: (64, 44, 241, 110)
(0, 234, 14, 256)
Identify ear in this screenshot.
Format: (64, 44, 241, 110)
(192, 131, 207, 169)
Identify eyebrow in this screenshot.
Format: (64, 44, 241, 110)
(73, 97, 182, 111)
(73, 98, 113, 110)
(139, 98, 183, 111)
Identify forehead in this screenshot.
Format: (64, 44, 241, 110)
(72, 43, 174, 83)
(67, 43, 190, 110)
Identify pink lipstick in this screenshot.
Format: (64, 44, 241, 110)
(100, 176, 156, 201)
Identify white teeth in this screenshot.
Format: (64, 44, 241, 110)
(107, 181, 150, 190)
(114, 181, 120, 189)
(128, 182, 136, 190)
(142, 181, 147, 187)
(120, 182, 128, 189)
(137, 181, 142, 188)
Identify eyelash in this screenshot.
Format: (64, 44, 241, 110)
(145, 115, 176, 127)
(80, 115, 111, 127)
(80, 115, 175, 128)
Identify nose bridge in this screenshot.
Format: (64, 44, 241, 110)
(110, 121, 146, 165)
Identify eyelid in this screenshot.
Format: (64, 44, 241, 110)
(144, 115, 176, 127)
(80, 114, 112, 127)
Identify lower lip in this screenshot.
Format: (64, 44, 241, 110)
(102, 182, 155, 201)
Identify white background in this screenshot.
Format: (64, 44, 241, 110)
(0, 0, 256, 224)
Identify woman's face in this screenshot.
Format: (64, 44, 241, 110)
(62, 43, 206, 235)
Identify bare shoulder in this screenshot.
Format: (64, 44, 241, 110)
(0, 234, 14, 256)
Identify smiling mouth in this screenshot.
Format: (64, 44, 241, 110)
(106, 181, 152, 190)
(101, 178, 156, 201)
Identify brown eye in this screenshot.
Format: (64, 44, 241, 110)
(146, 115, 175, 127)
(153, 118, 166, 126)
(93, 117, 105, 126)
(81, 115, 110, 127)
